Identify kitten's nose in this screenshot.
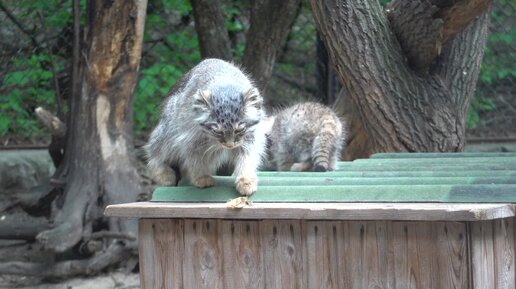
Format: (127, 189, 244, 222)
(223, 141, 237, 149)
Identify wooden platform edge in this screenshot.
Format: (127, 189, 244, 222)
(104, 202, 516, 221)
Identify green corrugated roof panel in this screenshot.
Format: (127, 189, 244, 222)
(151, 152, 516, 203)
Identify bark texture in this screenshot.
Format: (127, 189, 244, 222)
(191, 0, 232, 61)
(0, 0, 147, 278)
(386, 0, 493, 73)
(242, 0, 301, 92)
(311, 0, 491, 158)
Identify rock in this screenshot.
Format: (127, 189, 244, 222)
(0, 150, 54, 196)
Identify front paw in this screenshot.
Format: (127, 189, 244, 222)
(235, 177, 257, 196)
(192, 176, 216, 188)
(152, 166, 178, 186)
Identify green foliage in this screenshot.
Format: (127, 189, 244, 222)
(478, 31, 516, 86)
(1, 54, 58, 136)
(134, 0, 200, 137)
(467, 3, 515, 128)
(0, 0, 200, 138)
(134, 64, 184, 133)
(466, 96, 496, 129)
(222, 1, 248, 59)
(0, 0, 78, 137)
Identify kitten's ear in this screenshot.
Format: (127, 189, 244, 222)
(242, 87, 262, 109)
(193, 89, 212, 111)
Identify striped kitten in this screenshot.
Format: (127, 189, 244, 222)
(265, 102, 345, 172)
(145, 59, 267, 196)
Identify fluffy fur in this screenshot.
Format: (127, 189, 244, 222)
(264, 102, 345, 172)
(145, 59, 267, 195)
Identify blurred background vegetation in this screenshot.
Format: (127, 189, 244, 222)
(0, 0, 514, 146)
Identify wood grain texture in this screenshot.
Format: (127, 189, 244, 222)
(261, 220, 306, 289)
(435, 222, 469, 289)
(183, 219, 223, 289)
(493, 218, 515, 289)
(305, 221, 340, 289)
(347, 221, 393, 289)
(391, 221, 468, 289)
(471, 219, 516, 289)
(139, 219, 183, 289)
(105, 202, 516, 221)
(135, 218, 514, 289)
(221, 220, 264, 289)
(471, 221, 496, 289)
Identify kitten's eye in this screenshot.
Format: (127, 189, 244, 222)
(234, 122, 250, 134)
(245, 120, 259, 128)
(201, 122, 222, 134)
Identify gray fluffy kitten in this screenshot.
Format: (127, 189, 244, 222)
(264, 102, 345, 172)
(145, 59, 267, 196)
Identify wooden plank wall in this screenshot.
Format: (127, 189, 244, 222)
(139, 219, 184, 289)
(471, 218, 515, 289)
(137, 218, 516, 289)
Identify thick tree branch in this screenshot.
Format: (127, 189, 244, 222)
(436, 0, 493, 44)
(0, 242, 133, 277)
(191, 0, 232, 60)
(0, 211, 52, 240)
(35, 107, 66, 137)
(310, 0, 488, 155)
(242, 0, 301, 93)
(35, 107, 66, 167)
(273, 71, 317, 94)
(433, 8, 491, 134)
(386, 0, 492, 73)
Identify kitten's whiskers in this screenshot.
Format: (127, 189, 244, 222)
(202, 143, 218, 160)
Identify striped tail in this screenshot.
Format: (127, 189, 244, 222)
(312, 119, 340, 172)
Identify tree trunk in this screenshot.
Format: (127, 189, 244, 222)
(311, 0, 491, 158)
(386, 0, 493, 73)
(0, 0, 148, 277)
(315, 32, 341, 105)
(191, 0, 233, 61)
(242, 0, 301, 93)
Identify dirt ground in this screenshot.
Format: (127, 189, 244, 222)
(0, 272, 139, 289)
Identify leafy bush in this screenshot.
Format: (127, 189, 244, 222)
(466, 1, 515, 128)
(0, 0, 75, 137)
(1, 54, 59, 136)
(466, 96, 496, 129)
(134, 63, 184, 134)
(134, 0, 200, 137)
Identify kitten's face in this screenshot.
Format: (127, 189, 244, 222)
(201, 120, 258, 149)
(194, 88, 262, 149)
